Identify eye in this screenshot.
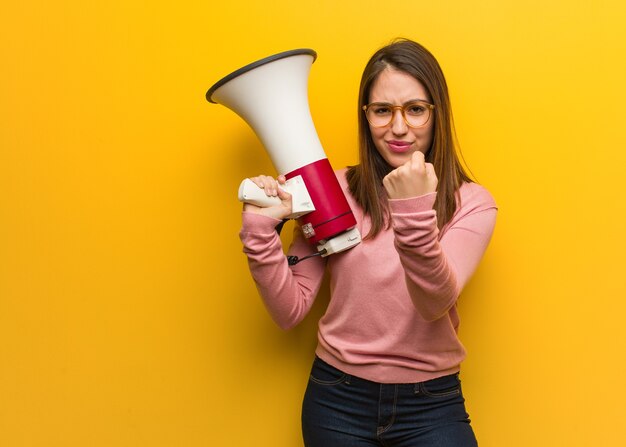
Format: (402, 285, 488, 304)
(405, 103, 426, 115)
(370, 105, 392, 115)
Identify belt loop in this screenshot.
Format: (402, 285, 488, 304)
(413, 382, 421, 395)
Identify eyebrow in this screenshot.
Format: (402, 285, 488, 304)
(369, 99, 430, 105)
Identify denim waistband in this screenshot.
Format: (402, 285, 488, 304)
(312, 356, 460, 390)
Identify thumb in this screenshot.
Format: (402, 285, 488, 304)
(277, 186, 292, 203)
(276, 187, 293, 219)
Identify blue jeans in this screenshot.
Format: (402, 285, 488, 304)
(302, 357, 478, 446)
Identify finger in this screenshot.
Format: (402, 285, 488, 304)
(249, 176, 265, 190)
(267, 183, 277, 197)
(277, 174, 287, 185)
(411, 151, 426, 170)
(250, 176, 278, 196)
(260, 176, 279, 196)
(425, 163, 436, 176)
(411, 150, 425, 163)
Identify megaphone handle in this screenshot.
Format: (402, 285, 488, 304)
(238, 178, 282, 207)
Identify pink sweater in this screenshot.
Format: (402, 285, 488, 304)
(239, 169, 497, 383)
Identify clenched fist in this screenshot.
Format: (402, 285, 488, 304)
(382, 151, 438, 199)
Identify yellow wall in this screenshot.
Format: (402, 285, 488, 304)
(2, 1, 625, 445)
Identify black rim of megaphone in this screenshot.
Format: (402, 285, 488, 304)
(206, 49, 317, 103)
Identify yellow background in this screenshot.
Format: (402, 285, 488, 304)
(2, 1, 625, 445)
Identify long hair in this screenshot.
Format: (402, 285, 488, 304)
(346, 39, 472, 239)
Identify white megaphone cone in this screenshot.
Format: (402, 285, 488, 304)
(206, 49, 361, 258)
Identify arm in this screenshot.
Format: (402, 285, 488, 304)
(239, 178, 326, 330)
(389, 189, 497, 321)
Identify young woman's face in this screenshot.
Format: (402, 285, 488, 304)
(367, 68, 434, 168)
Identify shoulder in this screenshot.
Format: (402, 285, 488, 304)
(457, 181, 497, 213)
(439, 182, 497, 236)
(335, 166, 351, 189)
(335, 166, 349, 179)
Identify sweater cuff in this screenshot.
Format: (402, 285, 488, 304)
(388, 192, 437, 214)
(241, 211, 283, 235)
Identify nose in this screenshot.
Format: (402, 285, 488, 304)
(391, 109, 408, 135)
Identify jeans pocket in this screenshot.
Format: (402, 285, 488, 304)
(309, 358, 349, 386)
(419, 374, 462, 398)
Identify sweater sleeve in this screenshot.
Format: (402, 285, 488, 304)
(239, 212, 327, 330)
(389, 186, 497, 321)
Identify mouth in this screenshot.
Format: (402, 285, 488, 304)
(386, 140, 413, 153)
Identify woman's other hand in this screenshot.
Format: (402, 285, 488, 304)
(243, 174, 293, 220)
(382, 151, 438, 199)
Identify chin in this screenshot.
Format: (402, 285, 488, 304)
(385, 152, 413, 168)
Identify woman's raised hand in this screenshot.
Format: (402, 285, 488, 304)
(382, 151, 438, 200)
(243, 174, 293, 220)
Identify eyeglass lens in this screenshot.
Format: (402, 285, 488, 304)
(366, 102, 431, 127)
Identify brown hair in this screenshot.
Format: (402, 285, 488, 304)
(346, 38, 472, 238)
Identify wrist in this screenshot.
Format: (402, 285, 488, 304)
(388, 192, 437, 213)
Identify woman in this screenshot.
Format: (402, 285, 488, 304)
(239, 39, 497, 446)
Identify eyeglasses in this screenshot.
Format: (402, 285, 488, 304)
(362, 100, 435, 128)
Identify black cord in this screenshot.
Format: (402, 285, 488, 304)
(287, 249, 327, 266)
(275, 219, 326, 265)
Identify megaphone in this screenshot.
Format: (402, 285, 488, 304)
(206, 49, 361, 258)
